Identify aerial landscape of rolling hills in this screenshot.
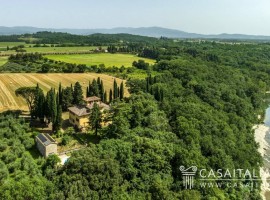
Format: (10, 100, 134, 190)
(1, 1, 270, 200)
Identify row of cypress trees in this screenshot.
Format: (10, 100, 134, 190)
(33, 84, 62, 132)
(86, 77, 124, 103)
(33, 78, 125, 132)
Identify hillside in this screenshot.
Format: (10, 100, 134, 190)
(1, 26, 270, 40)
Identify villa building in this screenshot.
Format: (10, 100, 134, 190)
(68, 96, 110, 130)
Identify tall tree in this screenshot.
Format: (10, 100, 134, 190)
(120, 82, 124, 100)
(33, 84, 45, 122)
(109, 89, 113, 103)
(46, 88, 57, 124)
(92, 79, 99, 96)
(104, 91, 107, 103)
(62, 87, 74, 111)
(100, 80, 104, 101)
(113, 79, 118, 99)
(58, 83, 62, 105)
(97, 77, 101, 86)
(54, 101, 62, 132)
(89, 103, 102, 136)
(73, 82, 83, 105)
(86, 86, 89, 97)
(88, 81, 94, 96)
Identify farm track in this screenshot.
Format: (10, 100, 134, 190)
(0, 73, 127, 112)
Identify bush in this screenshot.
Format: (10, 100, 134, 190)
(62, 135, 71, 146)
(64, 127, 75, 135)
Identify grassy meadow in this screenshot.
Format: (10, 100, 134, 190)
(0, 73, 128, 112)
(24, 46, 104, 53)
(0, 42, 107, 54)
(0, 42, 26, 48)
(46, 53, 155, 67)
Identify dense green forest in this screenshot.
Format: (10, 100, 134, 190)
(0, 32, 159, 45)
(0, 33, 270, 199)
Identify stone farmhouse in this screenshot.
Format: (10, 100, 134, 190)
(36, 133, 57, 157)
(68, 96, 110, 130)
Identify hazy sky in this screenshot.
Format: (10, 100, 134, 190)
(1, 0, 270, 35)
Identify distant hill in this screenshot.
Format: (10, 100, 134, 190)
(1, 26, 270, 40)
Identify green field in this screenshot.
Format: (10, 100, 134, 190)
(46, 53, 155, 67)
(0, 42, 107, 54)
(0, 42, 26, 53)
(0, 42, 26, 48)
(0, 57, 8, 66)
(24, 46, 103, 53)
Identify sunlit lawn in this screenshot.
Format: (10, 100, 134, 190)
(46, 53, 155, 67)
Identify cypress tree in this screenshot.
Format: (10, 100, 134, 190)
(34, 84, 45, 122)
(117, 87, 120, 98)
(44, 91, 51, 122)
(58, 83, 62, 105)
(37, 92, 45, 122)
(120, 82, 124, 100)
(73, 82, 84, 105)
(88, 81, 94, 96)
(92, 79, 99, 96)
(86, 86, 89, 97)
(33, 83, 40, 118)
(46, 88, 57, 125)
(113, 79, 118, 99)
(51, 90, 57, 125)
(97, 77, 101, 87)
(89, 102, 102, 136)
(54, 102, 62, 132)
(100, 80, 104, 101)
(109, 89, 113, 103)
(70, 84, 74, 101)
(104, 91, 107, 103)
(62, 86, 74, 111)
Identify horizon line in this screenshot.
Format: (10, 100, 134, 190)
(1, 25, 270, 37)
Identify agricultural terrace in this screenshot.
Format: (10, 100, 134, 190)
(46, 53, 155, 67)
(0, 73, 128, 112)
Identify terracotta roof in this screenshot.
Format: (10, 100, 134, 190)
(86, 102, 111, 110)
(36, 133, 56, 146)
(84, 96, 101, 102)
(68, 105, 90, 117)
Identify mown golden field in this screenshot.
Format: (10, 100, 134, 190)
(0, 73, 128, 112)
